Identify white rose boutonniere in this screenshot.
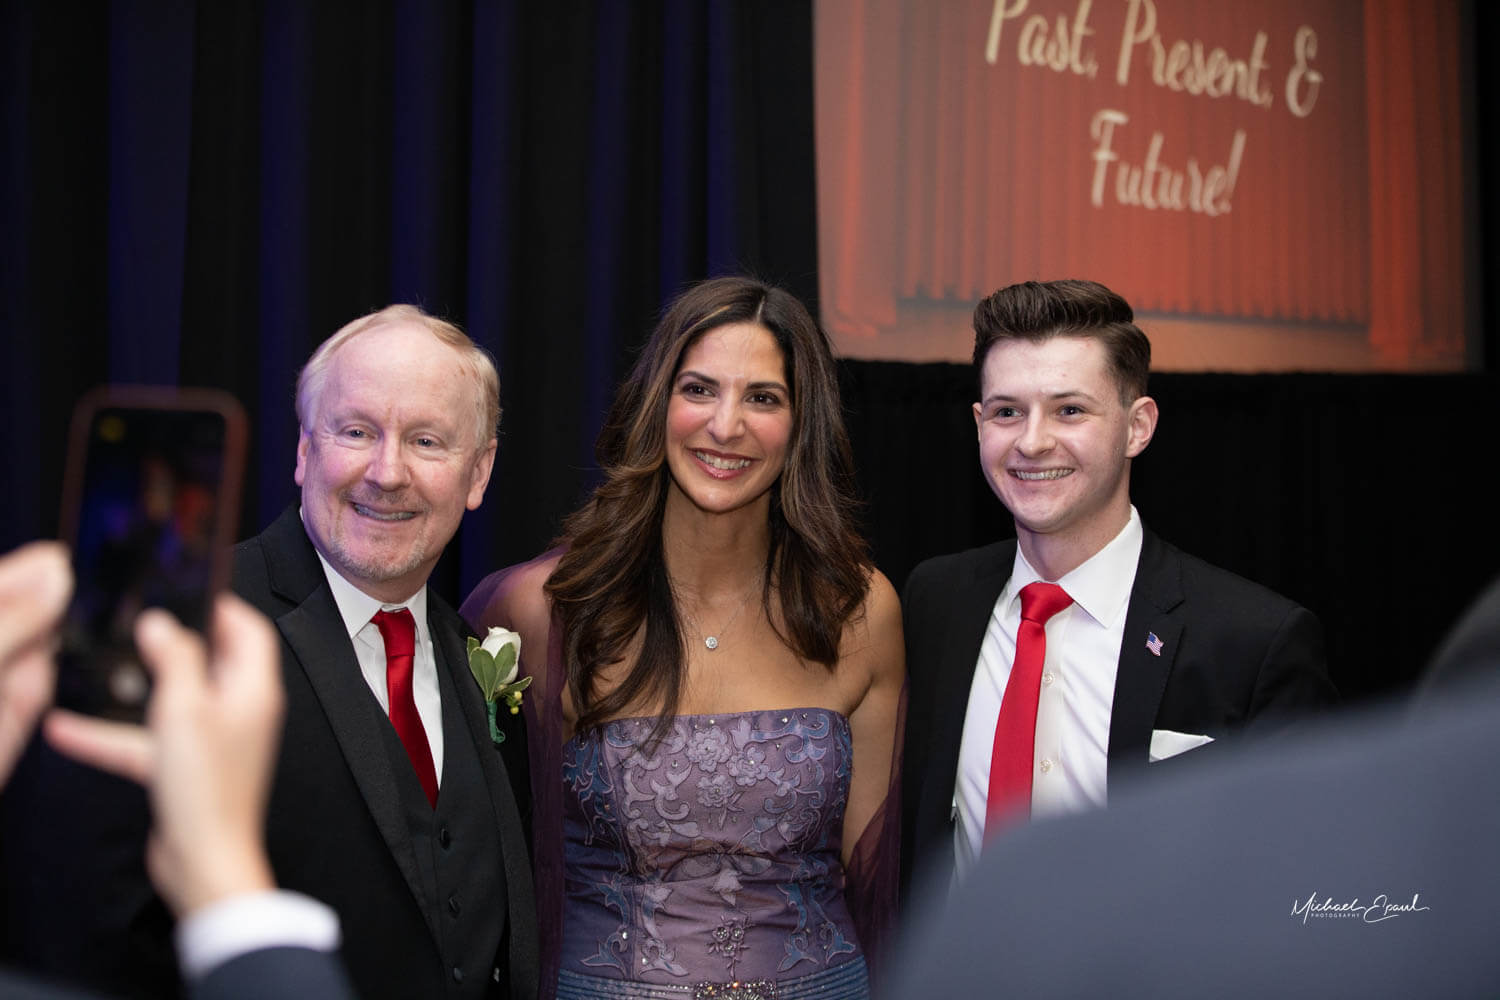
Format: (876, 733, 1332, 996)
(467, 626, 531, 745)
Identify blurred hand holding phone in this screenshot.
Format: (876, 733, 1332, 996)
(57, 386, 247, 720)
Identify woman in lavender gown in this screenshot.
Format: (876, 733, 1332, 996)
(462, 276, 905, 1000)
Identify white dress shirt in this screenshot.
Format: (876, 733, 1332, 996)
(953, 507, 1143, 878)
(314, 550, 446, 784)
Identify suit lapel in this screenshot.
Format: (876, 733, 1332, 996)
(1108, 530, 1185, 781)
(920, 543, 1016, 824)
(430, 595, 541, 990)
(258, 510, 432, 928)
(277, 589, 433, 921)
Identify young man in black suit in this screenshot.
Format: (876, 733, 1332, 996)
(230, 306, 536, 999)
(900, 279, 1335, 897)
(883, 575, 1500, 999)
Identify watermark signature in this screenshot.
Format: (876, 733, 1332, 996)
(1291, 892, 1430, 925)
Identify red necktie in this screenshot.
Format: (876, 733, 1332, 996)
(372, 608, 438, 808)
(985, 581, 1073, 839)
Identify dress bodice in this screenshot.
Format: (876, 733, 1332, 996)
(559, 707, 862, 988)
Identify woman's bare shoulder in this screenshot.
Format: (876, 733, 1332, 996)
(861, 567, 902, 640)
(840, 566, 904, 687)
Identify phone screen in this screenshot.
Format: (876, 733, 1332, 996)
(57, 388, 246, 720)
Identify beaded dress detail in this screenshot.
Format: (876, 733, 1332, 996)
(558, 708, 867, 998)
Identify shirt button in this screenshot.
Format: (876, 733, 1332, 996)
(447, 895, 461, 916)
(1039, 758, 1053, 773)
(1042, 672, 1054, 686)
(452, 967, 464, 983)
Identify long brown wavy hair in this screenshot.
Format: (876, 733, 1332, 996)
(545, 275, 871, 739)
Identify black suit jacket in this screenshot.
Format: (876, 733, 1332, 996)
(189, 946, 356, 1000)
(232, 507, 537, 999)
(1, 946, 354, 1000)
(0, 969, 112, 1000)
(900, 527, 1335, 895)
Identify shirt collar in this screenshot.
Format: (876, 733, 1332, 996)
(1005, 506, 1144, 628)
(305, 525, 428, 639)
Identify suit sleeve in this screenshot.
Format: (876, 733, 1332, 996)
(1244, 603, 1338, 730)
(899, 558, 944, 682)
(189, 947, 356, 1000)
(896, 556, 950, 901)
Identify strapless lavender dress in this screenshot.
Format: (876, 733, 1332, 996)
(555, 708, 868, 1000)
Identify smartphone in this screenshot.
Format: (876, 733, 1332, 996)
(55, 386, 248, 721)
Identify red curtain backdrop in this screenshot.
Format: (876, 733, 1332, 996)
(1365, 0, 1466, 362)
(816, 0, 1467, 366)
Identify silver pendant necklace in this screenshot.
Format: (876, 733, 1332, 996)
(680, 575, 761, 652)
(704, 586, 755, 650)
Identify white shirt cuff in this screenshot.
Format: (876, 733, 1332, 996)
(175, 889, 342, 980)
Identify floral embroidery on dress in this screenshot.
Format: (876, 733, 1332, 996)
(697, 772, 736, 810)
(708, 912, 753, 977)
(726, 743, 771, 786)
(560, 709, 861, 986)
(686, 725, 735, 771)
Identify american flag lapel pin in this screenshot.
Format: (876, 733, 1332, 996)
(1145, 632, 1164, 656)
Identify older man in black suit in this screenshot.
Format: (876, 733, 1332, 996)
(900, 280, 1335, 897)
(230, 305, 535, 999)
(1, 309, 535, 1000)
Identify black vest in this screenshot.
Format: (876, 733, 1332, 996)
(380, 645, 510, 999)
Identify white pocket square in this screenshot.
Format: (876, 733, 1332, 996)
(1149, 729, 1214, 762)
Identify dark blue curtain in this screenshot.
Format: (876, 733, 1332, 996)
(1, 0, 819, 587)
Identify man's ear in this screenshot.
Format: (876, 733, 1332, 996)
(293, 430, 310, 486)
(1125, 396, 1158, 458)
(466, 438, 498, 510)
